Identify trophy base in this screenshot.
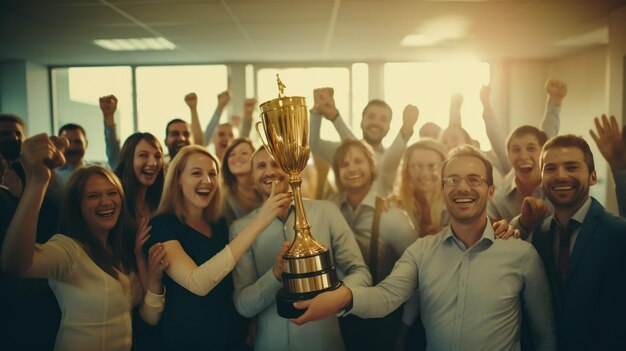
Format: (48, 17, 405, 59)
(276, 280, 343, 318)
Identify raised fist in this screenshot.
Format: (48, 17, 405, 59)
(450, 93, 464, 109)
(519, 197, 551, 230)
(545, 79, 567, 106)
(402, 105, 419, 129)
(312, 87, 338, 120)
(217, 91, 231, 110)
(243, 98, 257, 117)
(185, 92, 198, 109)
(99, 95, 118, 116)
(21, 134, 68, 182)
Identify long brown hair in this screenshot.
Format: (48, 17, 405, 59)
(59, 166, 135, 279)
(156, 145, 222, 224)
(221, 137, 254, 192)
(114, 132, 165, 222)
(331, 139, 377, 192)
(398, 139, 447, 235)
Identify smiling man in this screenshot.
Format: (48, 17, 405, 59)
(523, 134, 626, 350)
(488, 126, 550, 223)
(228, 146, 371, 351)
(328, 140, 417, 350)
(290, 145, 556, 351)
(56, 123, 89, 186)
(309, 88, 418, 197)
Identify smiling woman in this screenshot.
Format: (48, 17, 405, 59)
(1, 134, 167, 351)
(145, 145, 293, 350)
(114, 133, 165, 224)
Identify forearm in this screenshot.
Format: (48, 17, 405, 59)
(240, 115, 252, 138)
(189, 107, 204, 146)
(541, 101, 560, 138)
(203, 107, 223, 146)
(1, 180, 47, 274)
(233, 268, 282, 318)
(351, 279, 415, 319)
(379, 132, 410, 196)
(228, 217, 267, 261)
(166, 244, 236, 296)
(104, 122, 121, 169)
(482, 106, 510, 174)
(350, 246, 419, 318)
(139, 288, 165, 326)
(333, 113, 357, 141)
(449, 101, 462, 126)
(309, 110, 338, 164)
(613, 170, 626, 217)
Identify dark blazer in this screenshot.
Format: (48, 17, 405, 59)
(532, 198, 626, 351)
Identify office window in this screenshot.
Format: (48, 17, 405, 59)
(51, 66, 133, 164)
(351, 63, 369, 130)
(135, 65, 228, 145)
(384, 62, 491, 149)
(256, 67, 351, 143)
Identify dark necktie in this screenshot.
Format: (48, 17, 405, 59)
(557, 222, 576, 286)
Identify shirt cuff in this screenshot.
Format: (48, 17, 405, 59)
(144, 287, 166, 310)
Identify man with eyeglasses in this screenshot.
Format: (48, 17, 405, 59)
(289, 145, 556, 351)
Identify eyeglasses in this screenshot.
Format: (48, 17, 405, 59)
(441, 175, 488, 187)
(409, 163, 440, 173)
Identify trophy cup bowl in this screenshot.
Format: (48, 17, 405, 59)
(256, 82, 342, 318)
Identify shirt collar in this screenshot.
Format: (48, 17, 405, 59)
(339, 188, 377, 210)
(552, 196, 592, 228)
(443, 217, 496, 250)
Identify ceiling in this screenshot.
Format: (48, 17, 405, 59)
(1, 0, 624, 66)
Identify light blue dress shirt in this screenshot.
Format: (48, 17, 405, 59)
(229, 199, 372, 351)
(350, 219, 556, 351)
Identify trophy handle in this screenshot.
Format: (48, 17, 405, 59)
(255, 120, 273, 158)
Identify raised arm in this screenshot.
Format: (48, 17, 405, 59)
(240, 98, 256, 139)
(203, 90, 230, 146)
(1, 134, 66, 274)
(379, 105, 418, 196)
(480, 85, 510, 174)
(185, 92, 204, 146)
(99, 95, 121, 169)
(590, 114, 626, 216)
(448, 93, 463, 126)
(309, 87, 344, 164)
(159, 183, 293, 297)
(541, 79, 567, 138)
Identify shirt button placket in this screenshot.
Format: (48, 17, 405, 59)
(453, 253, 470, 351)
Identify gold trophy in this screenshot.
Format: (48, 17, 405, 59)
(255, 75, 342, 318)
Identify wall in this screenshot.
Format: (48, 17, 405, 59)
(506, 61, 549, 130)
(0, 61, 29, 119)
(0, 60, 51, 136)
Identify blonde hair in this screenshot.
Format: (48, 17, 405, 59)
(156, 145, 222, 223)
(398, 139, 447, 236)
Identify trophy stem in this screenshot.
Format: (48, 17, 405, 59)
(286, 171, 327, 258)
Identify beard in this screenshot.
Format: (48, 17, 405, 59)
(0, 140, 21, 161)
(64, 148, 85, 159)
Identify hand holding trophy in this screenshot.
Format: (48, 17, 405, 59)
(255, 75, 342, 318)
